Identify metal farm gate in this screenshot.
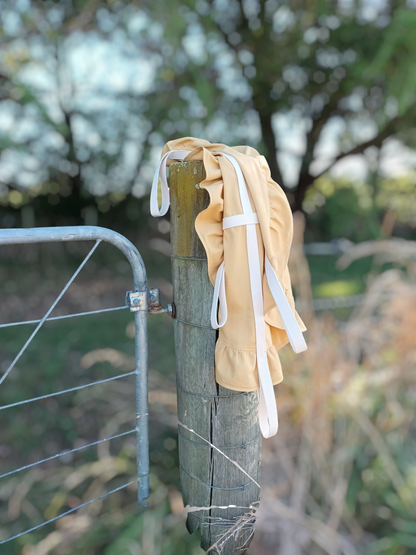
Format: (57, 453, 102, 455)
(0, 225, 164, 546)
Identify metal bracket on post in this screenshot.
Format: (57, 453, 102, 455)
(148, 288, 174, 317)
(126, 288, 174, 317)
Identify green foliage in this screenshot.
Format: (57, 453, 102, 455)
(368, 8, 416, 117)
(376, 175, 416, 228)
(304, 174, 416, 242)
(304, 177, 381, 241)
(1, 0, 416, 224)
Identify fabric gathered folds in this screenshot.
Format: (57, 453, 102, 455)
(150, 138, 307, 438)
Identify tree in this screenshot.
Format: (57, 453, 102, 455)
(176, 0, 416, 210)
(0, 0, 415, 225)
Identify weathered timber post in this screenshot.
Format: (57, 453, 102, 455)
(170, 161, 261, 554)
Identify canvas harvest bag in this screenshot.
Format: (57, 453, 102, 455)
(150, 138, 307, 438)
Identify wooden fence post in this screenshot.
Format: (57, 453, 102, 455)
(170, 160, 261, 554)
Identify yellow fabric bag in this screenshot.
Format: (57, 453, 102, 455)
(151, 138, 307, 437)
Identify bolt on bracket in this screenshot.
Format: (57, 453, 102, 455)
(148, 288, 173, 316)
(126, 290, 148, 312)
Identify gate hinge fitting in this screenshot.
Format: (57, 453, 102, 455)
(126, 288, 174, 317)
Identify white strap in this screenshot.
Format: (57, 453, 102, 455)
(258, 359, 279, 438)
(221, 154, 307, 437)
(150, 150, 191, 217)
(245, 220, 279, 438)
(265, 258, 307, 354)
(211, 156, 259, 332)
(211, 261, 227, 329)
(222, 154, 252, 213)
(223, 154, 279, 438)
(223, 213, 259, 230)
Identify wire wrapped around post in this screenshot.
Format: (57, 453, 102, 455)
(170, 161, 261, 554)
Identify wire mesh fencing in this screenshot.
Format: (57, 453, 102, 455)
(0, 226, 151, 547)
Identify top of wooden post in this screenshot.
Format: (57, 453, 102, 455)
(169, 161, 207, 260)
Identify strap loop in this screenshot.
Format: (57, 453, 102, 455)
(150, 150, 191, 217)
(258, 361, 279, 438)
(211, 261, 228, 329)
(265, 258, 307, 354)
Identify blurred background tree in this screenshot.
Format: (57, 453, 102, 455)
(0, 0, 415, 235)
(1, 2, 416, 554)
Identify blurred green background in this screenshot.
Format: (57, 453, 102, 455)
(0, 1, 416, 554)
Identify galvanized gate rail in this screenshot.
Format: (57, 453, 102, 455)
(0, 226, 164, 545)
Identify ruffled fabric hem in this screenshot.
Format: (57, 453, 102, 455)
(214, 339, 284, 392)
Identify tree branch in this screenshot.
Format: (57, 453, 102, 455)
(258, 111, 286, 189)
(315, 110, 411, 180)
(293, 95, 413, 210)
